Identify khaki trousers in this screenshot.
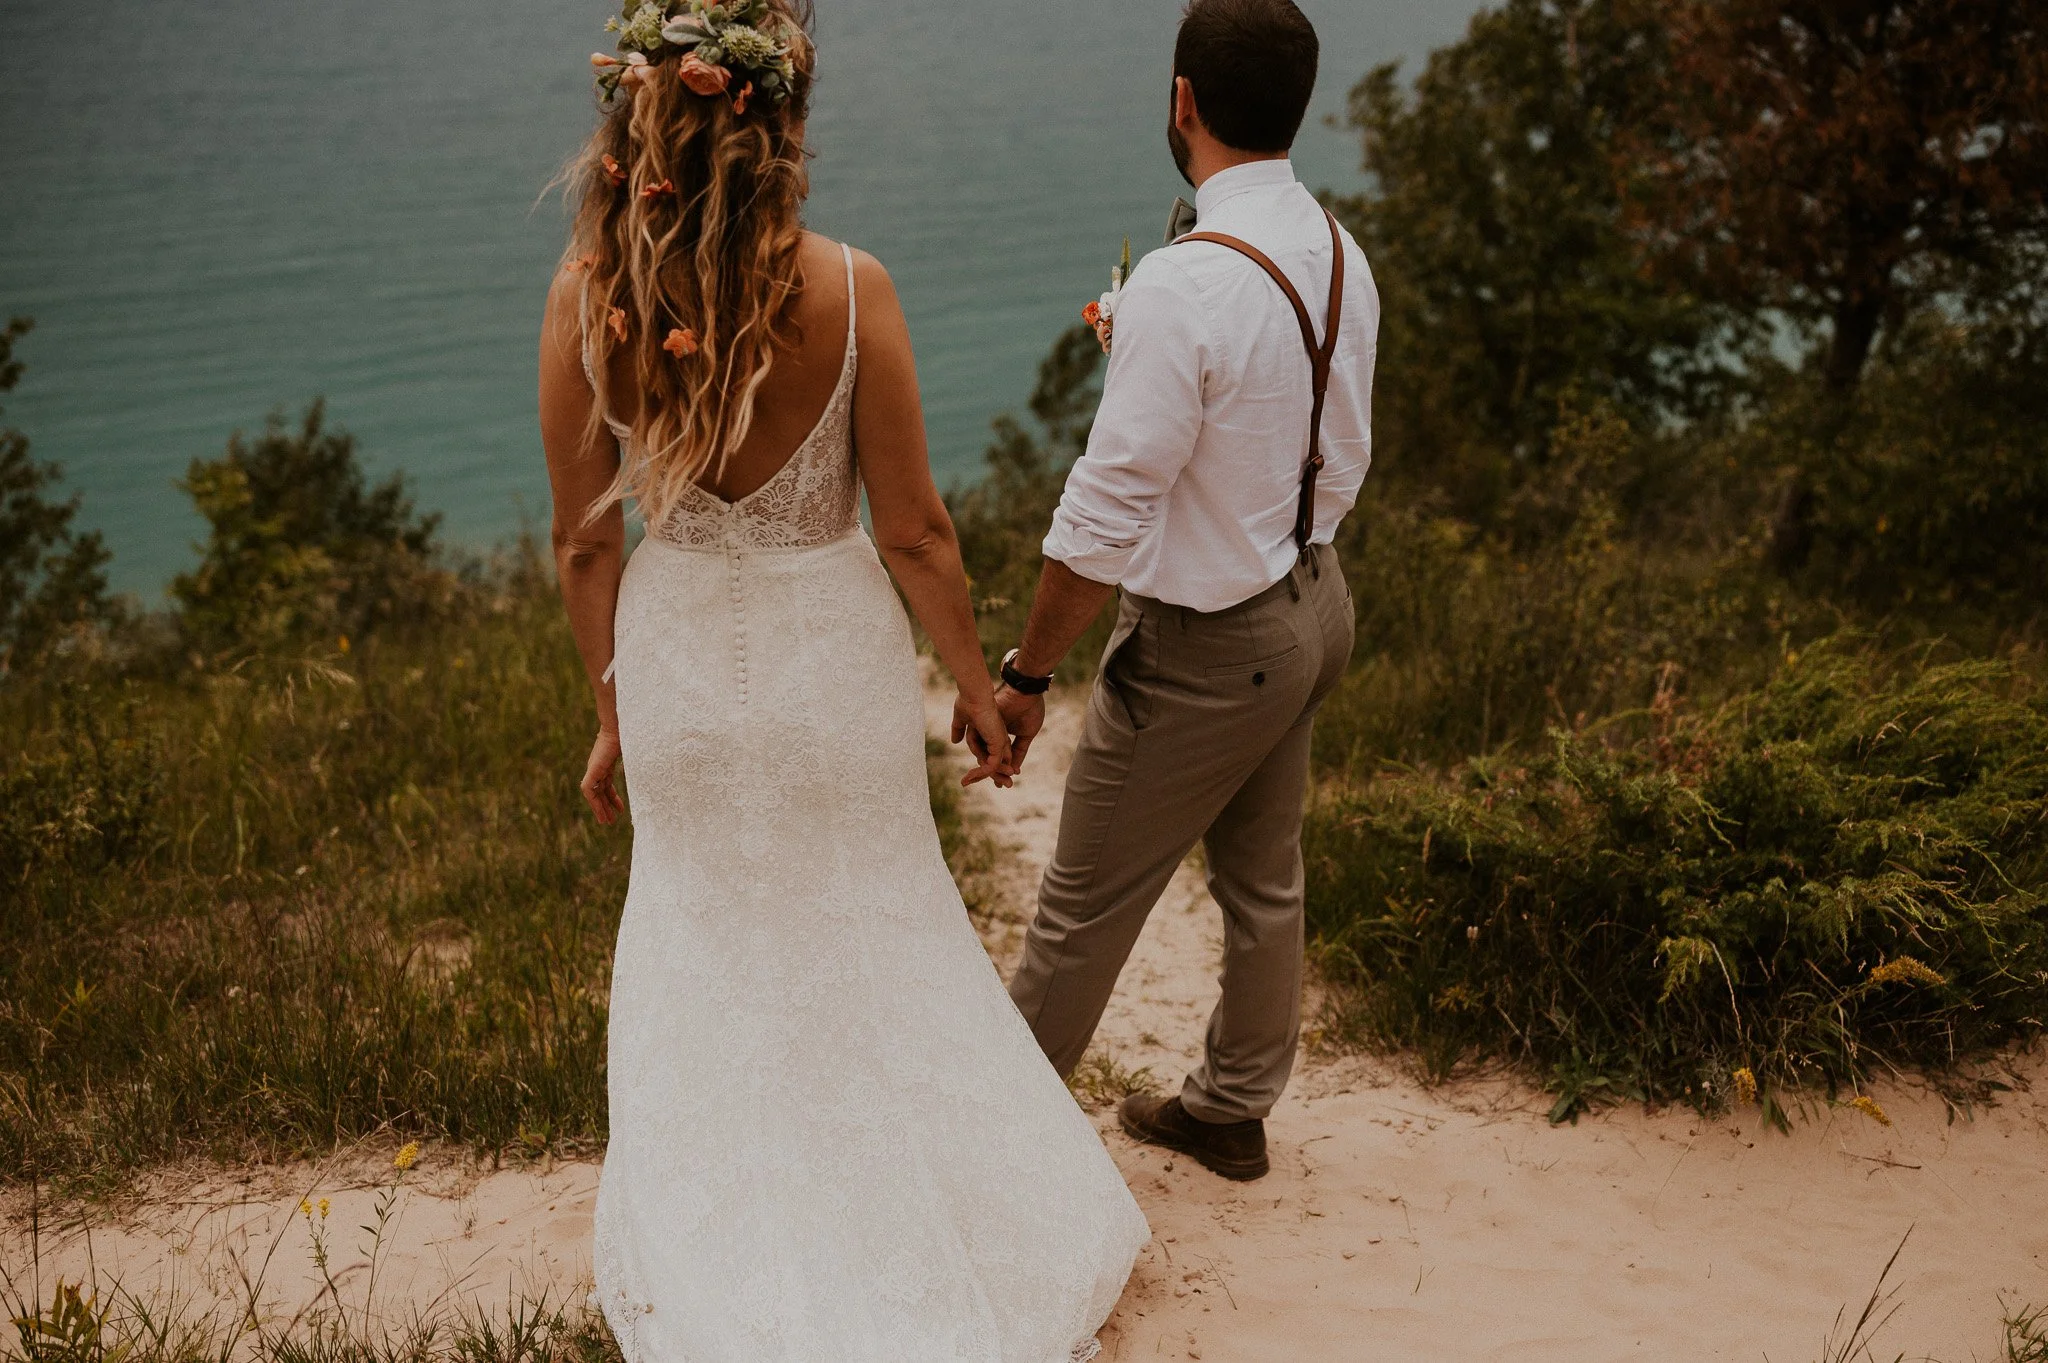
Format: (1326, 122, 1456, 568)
(1008, 543, 1355, 1123)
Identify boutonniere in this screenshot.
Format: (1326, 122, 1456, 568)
(1080, 237, 1131, 356)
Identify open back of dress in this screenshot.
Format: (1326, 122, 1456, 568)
(592, 242, 1149, 1362)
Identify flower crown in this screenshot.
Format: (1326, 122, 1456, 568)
(592, 0, 801, 114)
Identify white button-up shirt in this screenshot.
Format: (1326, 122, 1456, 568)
(1042, 159, 1379, 612)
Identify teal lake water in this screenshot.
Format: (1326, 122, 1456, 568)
(1, 0, 1478, 597)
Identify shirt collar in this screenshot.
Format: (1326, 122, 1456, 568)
(1193, 158, 1298, 222)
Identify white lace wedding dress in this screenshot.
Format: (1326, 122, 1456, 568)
(587, 245, 1150, 1362)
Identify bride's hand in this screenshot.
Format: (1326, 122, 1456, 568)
(581, 728, 625, 825)
(951, 691, 1017, 789)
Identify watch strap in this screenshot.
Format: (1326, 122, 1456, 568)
(1001, 648, 1053, 695)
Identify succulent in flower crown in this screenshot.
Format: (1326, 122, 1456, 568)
(595, 0, 801, 110)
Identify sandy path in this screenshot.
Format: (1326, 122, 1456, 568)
(932, 689, 2048, 1363)
(8, 689, 2043, 1362)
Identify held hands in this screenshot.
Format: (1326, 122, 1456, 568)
(951, 688, 1019, 788)
(953, 684, 1044, 789)
(581, 727, 626, 825)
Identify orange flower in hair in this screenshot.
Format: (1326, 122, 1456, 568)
(601, 154, 626, 187)
(732, 81, 754, 116)
(677, 52, 732, 97)
(640, 179, 676, 200)
(663, 327, 700, 358)
(607, 306, 628, 342)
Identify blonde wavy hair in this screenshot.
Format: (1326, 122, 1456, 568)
(565, 0, 816, 529)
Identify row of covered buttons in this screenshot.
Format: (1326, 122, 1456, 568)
(727, 532, 748, 703)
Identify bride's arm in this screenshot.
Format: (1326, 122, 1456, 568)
(539, 268, 629, 824)
(848, 249, 1015, 786)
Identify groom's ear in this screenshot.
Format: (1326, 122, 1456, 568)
(1171, 76, 1204, 136)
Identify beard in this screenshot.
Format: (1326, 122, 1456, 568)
(1167, 84, 1194, 186)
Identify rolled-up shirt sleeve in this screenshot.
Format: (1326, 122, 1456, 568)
(1042, 258, 1208, 586)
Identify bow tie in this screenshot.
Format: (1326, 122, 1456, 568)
(1165, 196, 1197, 243)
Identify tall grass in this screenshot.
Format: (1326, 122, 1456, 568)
(1, 559, 623, 1185)
(1, 553, 1015, 1188)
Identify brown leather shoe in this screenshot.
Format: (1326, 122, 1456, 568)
(1118, 1093, 1269, 1181)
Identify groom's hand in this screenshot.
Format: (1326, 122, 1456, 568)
(953, 686, 1041, 788)
(952, 691, 1018, 788)
(972, 684, 1045, 788)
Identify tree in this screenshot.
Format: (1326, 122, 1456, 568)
(0, 318, 114, 674)
(1624, 0, 2048, 392)
(172, 401, 445, 650)
(1332, 0, 1725, 513)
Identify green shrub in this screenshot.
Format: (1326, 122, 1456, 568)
(1316, 401, 1800, 771)
(171, 402, 456, 653)
(1789, 317, 2048, 620)
(1305, 641, 2048, 1121)
(0, 319, 116, 674)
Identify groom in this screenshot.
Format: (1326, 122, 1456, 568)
(958, 0, 1378, 1182)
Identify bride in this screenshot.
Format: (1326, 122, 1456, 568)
(535, 2, 1149, 1358)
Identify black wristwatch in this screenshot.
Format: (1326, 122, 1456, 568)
(1000, 648, 1054, 695)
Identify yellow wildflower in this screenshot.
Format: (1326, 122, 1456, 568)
(1731, 1067, 1757, 1106)
(1849, 1095, 1892, 1127)
(318, 1198, 330, 1219)
(393, 1141, 420, 1172)
(298, 1198, 312, 1217)
(1868, 956, 1946, 988)
(1432, 983, 1479, 1014)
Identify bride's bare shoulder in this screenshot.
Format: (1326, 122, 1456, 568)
(797, 234, 901, 345)
(800, 231, 891, 285)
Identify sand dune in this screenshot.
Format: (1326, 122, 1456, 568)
(7, 687, 2043, 1361)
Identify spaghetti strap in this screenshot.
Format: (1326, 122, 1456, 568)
(841, 242, 857, 344)
(577, 273, 597, 390)
(576, 272, 633, 445)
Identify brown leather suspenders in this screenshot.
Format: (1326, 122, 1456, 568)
(1178, 211, 1346, 558)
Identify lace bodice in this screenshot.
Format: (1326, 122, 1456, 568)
(586, 244, 862, 553)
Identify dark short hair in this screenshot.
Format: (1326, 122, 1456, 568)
(1173, 0, 1320, 153)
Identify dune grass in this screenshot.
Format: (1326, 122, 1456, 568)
(0, 548, 1010, 1191)
(1, 567, 623, 1188)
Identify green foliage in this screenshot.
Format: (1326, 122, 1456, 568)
(0, 692, 157, 885)
(1316, 400, 1797, 770)
(946, 323, 1113, 677)
(0, 569, 625, 1183)
(1773, 317, 2048, 617)
(0, 319, 115, 674)
(1330, 0, 1729, 517)
(1305, 642, 2048, 1118)
(171, 403, 451, 653)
